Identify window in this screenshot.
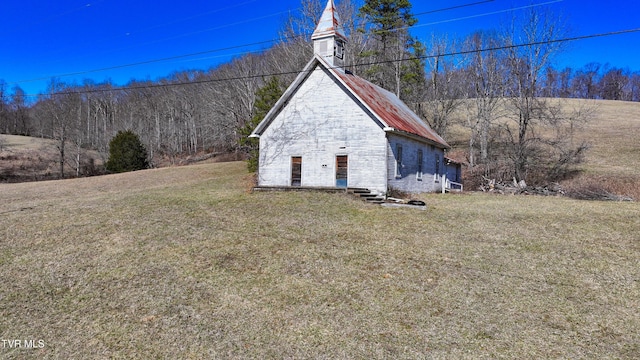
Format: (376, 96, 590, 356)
(417, 149, 423, 180)
(291, 157, 302, 186)
(395, 144, 403, 178)
(335, 39, 344, 59)
(434, 154, 441, 182)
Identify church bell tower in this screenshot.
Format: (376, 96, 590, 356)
(311, 0, 347, 69)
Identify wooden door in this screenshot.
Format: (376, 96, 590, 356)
(291, 157, 302, 186)
(336, 155, 348, 188)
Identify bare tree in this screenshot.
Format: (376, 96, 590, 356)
(499, 7, 592, 183)
(420, 34, 464, 140)
(627, 71, 640, 102)
(10, 86, 31, 136)
(599, 66, 628, 100)
(463, 31, 506, 166)
(0, 80, 8, 134)
(34, 80, 81, 178)
(571, 62, 601, 99)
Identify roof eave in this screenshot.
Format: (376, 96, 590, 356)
(384, 127, 451, 149)
(250, 57, 321, 137)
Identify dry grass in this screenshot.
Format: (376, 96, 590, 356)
(562, 100, 640, 200)
(448, 99, 640, 199)
(0, 134, 103, 182)
(1, 161, 638, 358)
(575, 100, 640, 177)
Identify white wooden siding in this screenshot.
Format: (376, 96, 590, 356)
(386, 134, 446, 193)
(258, 66, 388, 194)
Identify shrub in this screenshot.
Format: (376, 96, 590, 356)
(105, 130, 149, 173)
(238, 77, 282, 172)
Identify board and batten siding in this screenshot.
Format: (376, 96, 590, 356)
(258, 65, 388, 194)
(386, 133, 446, 193)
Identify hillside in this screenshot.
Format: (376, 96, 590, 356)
(445, 99, 640, 199)
(577, 100, 640, 176)
(2, 99, 639, 195)
(0, 134, 104, 182)
(0, 161, 638, 358)
(540, 99, 640, 200)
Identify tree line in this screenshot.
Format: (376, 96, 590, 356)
(0, 0, 637, 184)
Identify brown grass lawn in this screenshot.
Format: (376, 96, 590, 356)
(577, 100, 640, 176)
(0, 134, 104, 182)
(558, 100, 640, 200)
(447, 99, 640, 199)
(1, 161, 639, 358)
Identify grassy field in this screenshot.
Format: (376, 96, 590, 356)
(576, 100, 640, 176)
(447, 99, 640, 199)
(0, 134, 104, 182)
(1, 161, 638, 358)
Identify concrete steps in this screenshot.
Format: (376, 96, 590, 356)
(347, 188, 385, 204)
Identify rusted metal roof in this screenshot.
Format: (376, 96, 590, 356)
(252, 55, 450, 149)
(332, 66, 450, 148)
(311, 0, 347, 41)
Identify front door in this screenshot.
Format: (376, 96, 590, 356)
(291, 157, 302, 186)
(336, 155, 348, 188)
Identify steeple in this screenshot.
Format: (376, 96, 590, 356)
(312, 0, 347, 69)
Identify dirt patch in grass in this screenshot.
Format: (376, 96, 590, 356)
(1, 161, 638, 358)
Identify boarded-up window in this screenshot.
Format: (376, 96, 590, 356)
(335, 39, 344, 59)
(417, 149, 423, 180)
(396, 145, 403, 178)
(291, 157, 302, 186)
(336, 155, 348, 188)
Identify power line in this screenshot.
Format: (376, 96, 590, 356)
(0, 1, 107, 36)
(8, 1, 279, 82)
(30, 27, 640, 99)
(414, 0, 563, 29)
(9, 0, 497, 87)
(414, 0, 496, 16)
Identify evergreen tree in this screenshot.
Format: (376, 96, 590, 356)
(239, 77, 283, 172)
(358, 0, 426, 101)
(105, 130, 149, 173)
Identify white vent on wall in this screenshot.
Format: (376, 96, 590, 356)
(319, 40, 328, 55)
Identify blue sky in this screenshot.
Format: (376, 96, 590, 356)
(2, 0, 639, 97)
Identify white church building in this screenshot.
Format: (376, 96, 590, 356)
(250, 0, 458, 195)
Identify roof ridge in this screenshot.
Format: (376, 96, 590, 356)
(316, 57, 449, 148)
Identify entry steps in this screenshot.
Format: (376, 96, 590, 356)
(347, 188, 385, 204)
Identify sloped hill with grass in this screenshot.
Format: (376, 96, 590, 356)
(556, 99, 640, 200)
(0, 134, 104, 182)
(1, 161, 638, 358)
(447, 99, 640, 200)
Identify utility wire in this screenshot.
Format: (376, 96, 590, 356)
(46, 8, 294, 71)
(10, 0, 497, 87)
(0, 1, 106, 36)
(414, 0, 563, 29)
(31, 27, 640, 98)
